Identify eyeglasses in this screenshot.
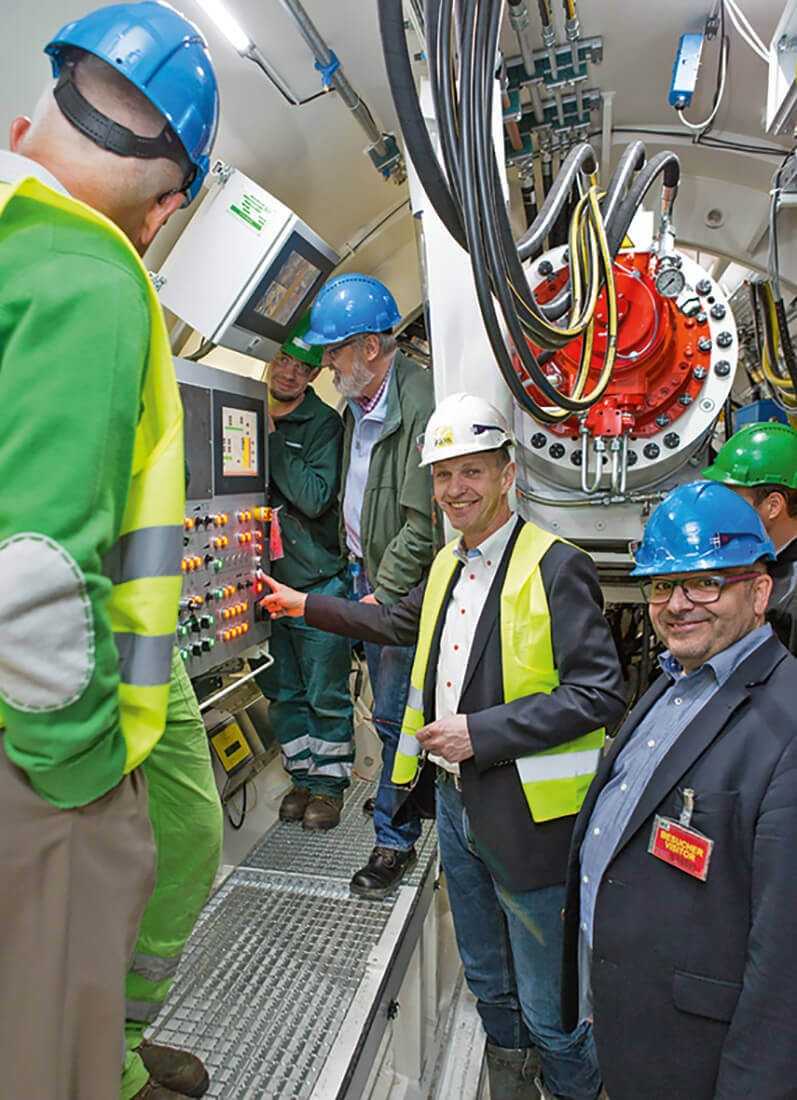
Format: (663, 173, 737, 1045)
(641, 572, 763, 605)
(325, 336, 362, 363)
(270, 354, 314, 377)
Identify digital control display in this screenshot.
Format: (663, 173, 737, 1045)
(222, 406, 259, 478)
(250, 250, 322, 326)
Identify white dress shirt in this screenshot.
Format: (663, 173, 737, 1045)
(430, 514, 518, 775)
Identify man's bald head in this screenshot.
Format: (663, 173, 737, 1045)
(11, 49, 185, 253)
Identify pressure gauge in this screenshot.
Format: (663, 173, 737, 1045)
(655, 259, 686, 299)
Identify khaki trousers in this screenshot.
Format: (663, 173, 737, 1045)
(0, 743, 155, 1100)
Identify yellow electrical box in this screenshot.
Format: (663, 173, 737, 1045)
(210, 719, 253, 774)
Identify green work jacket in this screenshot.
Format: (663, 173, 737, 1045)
(340, 353, 440, 605)
(269, 386, 346, 591)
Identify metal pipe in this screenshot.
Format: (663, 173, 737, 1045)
(198, 653, 273, 713)
(580, 429, 604, 494)
(277, 0, 389, 157)
(508, 0, 538, 79)
(529, 80, 545, 124)
(563, 0, 584, 120)
(520, 166, 538, 228)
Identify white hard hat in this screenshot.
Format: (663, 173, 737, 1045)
(420, 392, 513, 468)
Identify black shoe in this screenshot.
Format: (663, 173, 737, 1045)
(485, 1043, 541, 1100)
(362, 796, 376, 816)
(350, 846, 417, 900)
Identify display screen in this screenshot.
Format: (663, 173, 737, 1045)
(212, 388, 266, 496)
(235, 229, 335, 346)
(222, 405, 259, 477)
(250, 250, 322, 326)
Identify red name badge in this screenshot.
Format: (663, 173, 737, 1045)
(648, 815, 713, 881)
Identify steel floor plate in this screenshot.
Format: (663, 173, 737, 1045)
(241, 778, 436, 887)
(147, 779, 438, 1098)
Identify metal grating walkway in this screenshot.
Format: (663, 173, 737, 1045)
(148, 780, 437, 1099)
(242, 778, 436, 886)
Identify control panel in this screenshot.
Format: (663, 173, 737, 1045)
(173, 358, 271, 678)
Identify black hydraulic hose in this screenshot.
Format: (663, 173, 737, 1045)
(377, 0, 466, 247)
(534, 140, 646, 322)
(457, 0, 559, 421)
(516, 143, 596, 260)
(429, 0, 464, 215)
(606, 150, 680, 258)
(549, 181, 572, 248)
(521, 177, 538, 228)
(774, 297, 797, 390)
(602, 139, 646, 231)
(468, 0, 583, 409)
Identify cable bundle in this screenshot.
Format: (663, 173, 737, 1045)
(378, 0, 681, 425)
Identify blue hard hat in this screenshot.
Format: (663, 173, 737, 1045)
(304, 273, 402, 346)
(630, 480, 776, 577)
(45, 1, 219, 204)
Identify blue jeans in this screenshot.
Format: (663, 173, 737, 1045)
(255, 573, 354, 796)
(351, 568, 422, 852)
(436, 776, 600, 1100)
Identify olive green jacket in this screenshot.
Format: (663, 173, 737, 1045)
(341, 353, 441, 604)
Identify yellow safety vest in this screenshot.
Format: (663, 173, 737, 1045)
(393, 522, 605, 822)
(0, 176, 184, 771)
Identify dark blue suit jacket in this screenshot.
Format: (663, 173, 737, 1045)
(562, 632, 797, 1100)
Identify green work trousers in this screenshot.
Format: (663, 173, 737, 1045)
(255, 572, 354, 797)
(120, 649, 223, 1100)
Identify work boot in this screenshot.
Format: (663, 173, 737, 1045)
(138, 1040, 210, 1097)
(485, 1043, 541, 1100)
(130, 1081, 188, 1099)
(279, 786, 311, 822)
(302, 793, 343, 831)
(533, 1073, 606, 1100)
(350, 846, 417, 900)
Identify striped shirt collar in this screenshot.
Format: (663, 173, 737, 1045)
(354, 364, 392, 415)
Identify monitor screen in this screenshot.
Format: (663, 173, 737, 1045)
(249, 251, 322, 327)
(212, 388, 266, 496)
(222, 405, 260, 478)
(235, 228, 335, 345)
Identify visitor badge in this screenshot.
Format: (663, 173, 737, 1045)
(648, 815, 713, 881)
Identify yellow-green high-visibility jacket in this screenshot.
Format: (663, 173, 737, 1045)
(393, 522, 605, 823)
(0, 175, 184, 807)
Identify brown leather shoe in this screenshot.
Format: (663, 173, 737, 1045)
(279, 786, 311, 822)
(138, 1040, 209, 1097)
(131, 1080, 188, 1099)
(302, 793, 343, 831)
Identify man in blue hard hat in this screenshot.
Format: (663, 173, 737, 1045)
(0, 5, 220, 1098)
(304, 273, 440, 898)
(561, 481, 797, 1100)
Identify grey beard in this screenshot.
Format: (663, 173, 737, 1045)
(334, 356, 375, 398)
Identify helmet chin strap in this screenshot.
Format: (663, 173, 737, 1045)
(53, 65, 194, 194)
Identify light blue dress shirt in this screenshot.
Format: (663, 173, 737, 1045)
(342, 370, 392, 558)
(579, 622, 773, 950)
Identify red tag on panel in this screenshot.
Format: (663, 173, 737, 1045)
(648, 815, 713, 881)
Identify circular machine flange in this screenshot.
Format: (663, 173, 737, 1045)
(513, 248, 738, 493)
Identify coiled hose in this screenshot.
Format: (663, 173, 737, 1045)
(377, 0, 681, 423)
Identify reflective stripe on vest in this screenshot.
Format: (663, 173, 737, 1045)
(0, 177, 184, 772)
(392, 522, 605, 823)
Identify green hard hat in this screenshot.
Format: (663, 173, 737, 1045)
(279, 313, 323, 369)
(702, 422, 797, 490)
